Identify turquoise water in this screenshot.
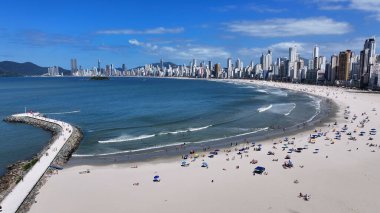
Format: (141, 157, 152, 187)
(0, 77, 320, 175)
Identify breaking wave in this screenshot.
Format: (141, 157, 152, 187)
(98, 134, 155, 143)
(258, 105, 273, 113)
(44, 110, 80, 115)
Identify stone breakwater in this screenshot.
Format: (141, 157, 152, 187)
(0, 115, 83, 212)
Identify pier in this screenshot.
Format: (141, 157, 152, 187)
(0, 113, 81, 213)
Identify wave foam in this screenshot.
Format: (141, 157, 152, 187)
(159, 125, 212, 135)
(76, 128, 269, 157)
(256, 89, 269, 94)
(44, 110, 80, 115)
(73, 142, 186, 157)
(284, 103, 296, 116)
(258, 105, 272, 113)
(269, 90, 288, 97)
(98, 134, 155, 143)
(193, 127, 269, 144)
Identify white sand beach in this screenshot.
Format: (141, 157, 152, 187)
(29, 80, 380, 213)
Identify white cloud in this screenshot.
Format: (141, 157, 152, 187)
(225, 17, 351, 37)
(175, 46, 231, 60)
(238, 41, 307, 57)
(312, 0, 380, 21)
(128, 39, 158, 51)
(237, 37, 374, 62)
(129, 39, 230, 60)
(97, 27, 184, 35)
(161, 46, 177, 52)
(350, 0, 380, 20)
(128, 39, 141, 46)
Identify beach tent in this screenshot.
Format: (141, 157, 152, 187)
(254, 166, 266, 174)
(201, 162, 208, 168)
(153, 175, 160, 182)
(181, 161, 189, 167)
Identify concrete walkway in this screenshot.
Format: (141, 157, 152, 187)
(0, 113, 73, 213)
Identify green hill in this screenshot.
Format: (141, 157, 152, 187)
(0, 61, 70, 77)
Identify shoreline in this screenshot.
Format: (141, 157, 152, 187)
(28, 79, 380, 213)
(67, 79, 337, 167)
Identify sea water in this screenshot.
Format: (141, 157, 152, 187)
(0, 77, 320, 175)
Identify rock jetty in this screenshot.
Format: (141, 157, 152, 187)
(0, 114, 83, 213)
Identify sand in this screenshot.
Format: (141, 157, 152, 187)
(28, 80, 380, 213)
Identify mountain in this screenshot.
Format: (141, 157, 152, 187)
(131, 62, 179, 70)
(0, 61, 70, 77)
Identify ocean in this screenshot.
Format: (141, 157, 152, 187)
(0, 77, 321, 175)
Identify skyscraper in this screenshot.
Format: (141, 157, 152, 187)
(70, 58, 77, 73)
(313, 45, 319, 59)
(97, 59, 101, 75)
(214, 63, 221, 78)
(360, 37, 376, 88)
(236, 58, 241, 70)
(330, 55, 339, 83)
(227, 58, 233, 78)
(160, 58, 164, 71)
(289, 46, 297, 63)
(262, 50, 272, 71)
(337, 50, 352, 81)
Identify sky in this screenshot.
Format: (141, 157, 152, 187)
(0, 0, 379, 69)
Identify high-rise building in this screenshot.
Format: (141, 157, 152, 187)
(97, 59, 101, 75)
(289, 46, 297, 63)
(313, 45, 319, 59)
(236, 58, 241, 70)
(160, 58, 164, 71)
(105, 65, 110, 76)
(337, 50, 352, 81)
(227, 58, 233, 78)
(192, 59, 197, 67)
(48, 66, 60, 76)
(214, 63, 221, 78)
(360, 37, 376, 88)
(261, 50, 272, 72)
(330, 55, 339, 83)
(70, 58, 77, 73)
(318, 56, 326, 72)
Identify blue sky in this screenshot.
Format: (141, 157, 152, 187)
(0, 0, 379, 69)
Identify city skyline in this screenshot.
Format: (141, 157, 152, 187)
(1, 0, 380, 69)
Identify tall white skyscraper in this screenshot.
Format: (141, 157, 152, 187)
(289, 46, 297, 63)
(313, 45, 319, 59)
(227, 58, 233, 78)
(262, 50, 272, 71)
